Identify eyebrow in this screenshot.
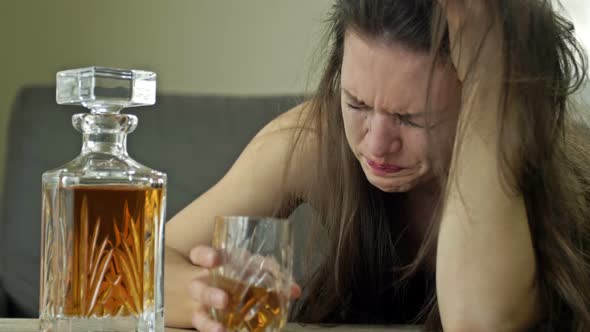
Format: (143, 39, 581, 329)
(341, 88, 368, 106)
(341, 87, 428, 116)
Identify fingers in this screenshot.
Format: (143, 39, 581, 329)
(436, 1, 502, 82)
(187, 251, 228, 332)
(190, 245, 220, 268)
(190, 279, 229, 309)
(290, 283, 302, 299)
(437, 0, 462, 30)
(192, 309, 226, 332)
(439, 1, 487, 26)
(438, 0, 495, 44)
(189, 278, 229, 332)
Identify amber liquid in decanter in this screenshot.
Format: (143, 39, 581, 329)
(61, 186, 163, 317)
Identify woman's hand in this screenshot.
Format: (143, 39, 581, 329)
(438, 0, 504, 83)
(187, 245, 302, 332)
(438, 0, 509, 157)
(188, 246, 228, 332)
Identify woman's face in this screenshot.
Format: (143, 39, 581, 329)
(341, 31, 462, 193)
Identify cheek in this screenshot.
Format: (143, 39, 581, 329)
(402, 130, 429, 162)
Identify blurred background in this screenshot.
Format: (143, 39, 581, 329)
(0, 0, 588, 193)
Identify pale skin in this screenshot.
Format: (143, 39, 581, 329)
(437, 1, 539, 330)
(165, 2, 539, 331)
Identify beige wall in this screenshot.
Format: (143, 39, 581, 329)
(0, 0, 332, 191)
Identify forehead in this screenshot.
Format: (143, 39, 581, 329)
(341, 30, 456, 112)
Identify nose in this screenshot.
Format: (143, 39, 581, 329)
(365, 112, 402, 158)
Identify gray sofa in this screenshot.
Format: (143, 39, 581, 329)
(0, 86, 307, 318)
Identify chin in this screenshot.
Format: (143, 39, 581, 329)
(375, 184, 413, 193)
(376, 186, 409, 193)
(366, 176, 415, 193)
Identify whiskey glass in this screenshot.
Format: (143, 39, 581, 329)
(210, 216, 293, 332)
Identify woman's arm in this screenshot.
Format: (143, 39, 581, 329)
(165, 103, 312, 256)
(164, 103, 314, 328)
(437, 2, 540, 331)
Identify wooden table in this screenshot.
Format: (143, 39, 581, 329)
(0, 319, 422, 331)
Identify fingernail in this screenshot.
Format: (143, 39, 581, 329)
(208, 251, 217, 265)
(212, 290, 227, 308)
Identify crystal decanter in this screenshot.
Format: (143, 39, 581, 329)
(40, 67, 166, 332)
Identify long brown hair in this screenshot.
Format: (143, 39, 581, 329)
(286, 0, 590, 330)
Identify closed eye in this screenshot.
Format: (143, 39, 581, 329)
(346, 103, 371, 111)
(397, 114, 425, 128)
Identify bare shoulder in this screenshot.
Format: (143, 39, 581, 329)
(247, 101, 318, 199)
(254, 100, 316, 139)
